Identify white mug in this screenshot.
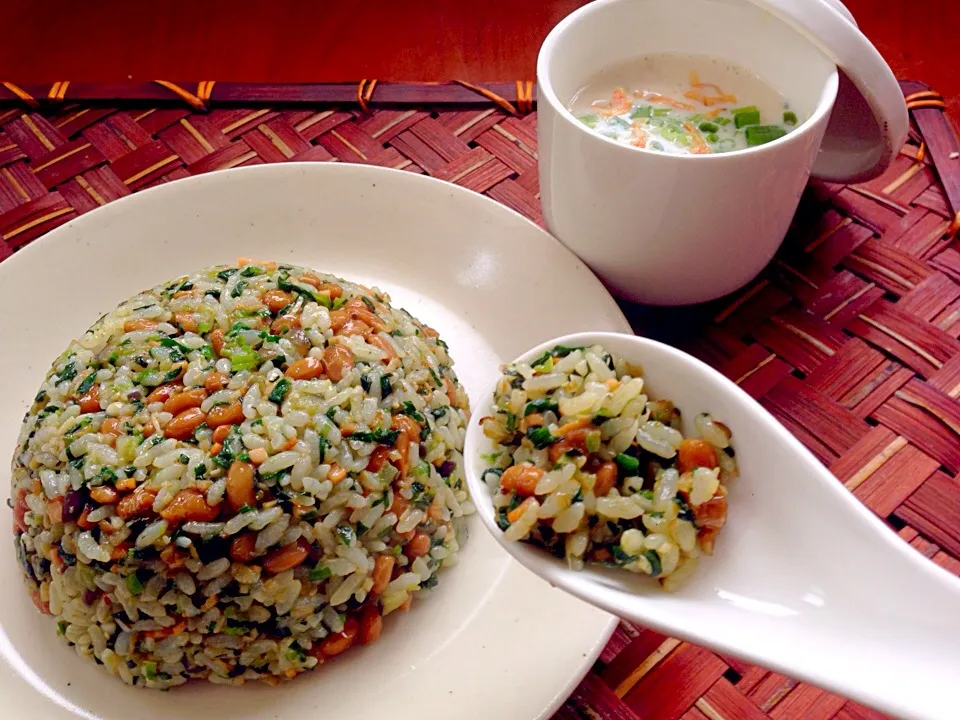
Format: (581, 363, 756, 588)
(537, 0, 839, 305)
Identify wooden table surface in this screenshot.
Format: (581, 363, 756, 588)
(2, 0, 957, 115)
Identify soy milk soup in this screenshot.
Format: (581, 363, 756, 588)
(569, 54, 800, 154)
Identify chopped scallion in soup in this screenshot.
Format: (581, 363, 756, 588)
(568, 54, 801, 155)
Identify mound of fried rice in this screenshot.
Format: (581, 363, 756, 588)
(11, 260, 473, 688)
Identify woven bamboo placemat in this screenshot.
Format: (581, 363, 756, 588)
(1, 80, 959, 719)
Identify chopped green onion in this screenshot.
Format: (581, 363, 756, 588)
(308, 564, 331, 581)
(733, 106, 761, 128)
(714, 116, 731, 126)
(226, 347, 259, 372)
(577, 113, 599, 128)
(585, 430, 601, 454)
(653, 108, 671, 116)
(125, 573, 144, 595)
(697, 121, 718, 133)
(649, 141, 665, 152)
(610, 116, 630, 128)
(142, 660, 158, 681)
(783, 110, 798, 126)
(745, 125, 787, 147)
(630, 105, 653, 119)
(615, 453, 640, 476)
(706, 132, 719, 143)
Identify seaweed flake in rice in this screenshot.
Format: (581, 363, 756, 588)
(480, 343, 737, 590)
(10, 260, 474, 688)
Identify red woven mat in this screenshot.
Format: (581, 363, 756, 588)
(1, 81, 959, 720)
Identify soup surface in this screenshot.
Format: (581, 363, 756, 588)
(568, 54, 800, 154)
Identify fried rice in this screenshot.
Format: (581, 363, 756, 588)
(11, 260, 473, 688)
(480, 343, 736, 590)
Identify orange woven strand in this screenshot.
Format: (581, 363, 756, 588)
(453, 80, 517, 116)
(153, 81, 208, 111)
(905, 90, 946, 111)
(197, 81, 216, 105)
(2, 82, 39, 108)
(916, 141, 927, 162)
(357, 79, 378, 113)
(46, 81, 70, 103)
(516, 80, 534, 114)
(948, 211, 960, 239)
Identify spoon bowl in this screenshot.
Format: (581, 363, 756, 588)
(465, 331, 960, 720)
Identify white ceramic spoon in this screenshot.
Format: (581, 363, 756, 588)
(464, 332, 960, 720)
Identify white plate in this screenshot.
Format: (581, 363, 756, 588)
(0, 164, 628, 720)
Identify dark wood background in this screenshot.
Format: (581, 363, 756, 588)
(2, 0, 957, 114)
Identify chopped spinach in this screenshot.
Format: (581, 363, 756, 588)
(57, 362, 78, 383)
(525, 426, 558, 449)
(76, 372, 97, 395)
(397, 400, 425, 425)
(217, 268, 239, 282)
(481, 468, 504, 485)
(93, 467, 117, 486)
(268, 378, 292, 404)
(66, 417, 92, 436)
(529, 345, 584, 370)
(350, 428, 400, 445)
(644, 549, 662, 576)
(420, 574, 439, 590)
(162, 366, 183, 383)
(227, 321, 251, 337)
(524, 398, 559, 416)
(611, 545, 638, 566)
(380, 374, 392, 398)
(212, 426, 244, 468)
(674, 496, 694, 522)
(160, 337, 191, 354)
(335, 525, 356, 545)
